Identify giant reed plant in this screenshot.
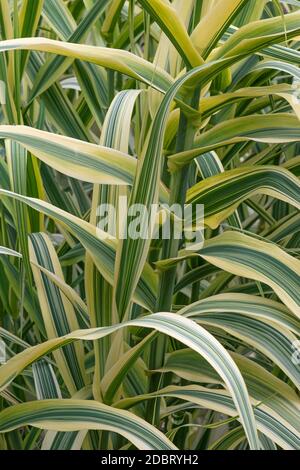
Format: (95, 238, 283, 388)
(0, 0, 299, 451)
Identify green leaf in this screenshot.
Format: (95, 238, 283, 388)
(0, 312, 260, 449)
(186, 165, 300, 228)
(0, 399, 176, 450)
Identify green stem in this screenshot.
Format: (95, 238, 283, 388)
(147, 88, 200, 425)
(13, 0, 21, 124)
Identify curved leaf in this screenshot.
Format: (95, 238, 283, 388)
(186, 165, 300, 228)
(0, 399, 176, 450)
(0, 312, 260, 449)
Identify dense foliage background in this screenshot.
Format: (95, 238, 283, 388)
(0, 0, 299, 450)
